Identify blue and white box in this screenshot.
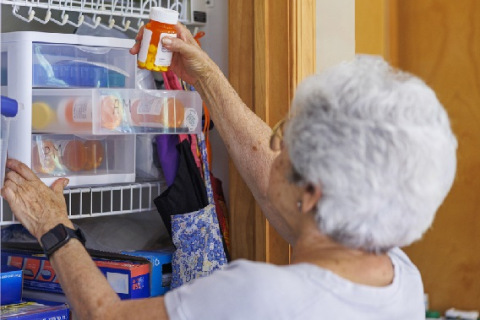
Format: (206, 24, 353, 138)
(1, 302, 70, 319)
(122, 249, 173, 296)
(1, 265, 23, 305)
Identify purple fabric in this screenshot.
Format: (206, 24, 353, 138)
(155, 135, 180, 186)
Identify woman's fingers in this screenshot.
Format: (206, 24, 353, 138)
(162, 34, 198, 57)
(50, 178, 69, 196)
(176, 22, 199, 47)
(4, 170, 24, 189)
(6, 159, 39, 182)
(130, 26, 145, 55)
(1, 183, 16, 203)
(3, 179, 18, 194)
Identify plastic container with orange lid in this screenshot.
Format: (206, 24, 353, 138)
(137, 7, 179, 72)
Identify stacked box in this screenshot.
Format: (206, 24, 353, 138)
(122, 249, 173, 296)
(2, 249, 150, 300)
(1, 302, 69, 319)
(1, 265, 23, 305)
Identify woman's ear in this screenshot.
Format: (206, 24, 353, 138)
(301, 184, 322, 213)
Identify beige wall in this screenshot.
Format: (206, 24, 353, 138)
(316, 0, 355, 72)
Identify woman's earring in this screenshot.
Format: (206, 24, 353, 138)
(297, 201, 302, 212)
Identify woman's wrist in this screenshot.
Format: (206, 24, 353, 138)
(35, 217, 74, 242)
(195, 62, 224, 95)
(194, 52, 222, 85)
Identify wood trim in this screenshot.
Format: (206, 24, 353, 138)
(229, 0, 316, 264)
(254, 0, 290, 264)
(291, 0, 316, 89)
(228, 0, 256, 261)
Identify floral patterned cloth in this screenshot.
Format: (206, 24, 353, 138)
(170, 133, 228, 289)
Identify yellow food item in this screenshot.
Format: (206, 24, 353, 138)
(32, 102, 56, 130)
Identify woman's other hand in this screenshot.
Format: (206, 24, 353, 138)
(1, 158, 72, 241)
(130, 23, 215, 86)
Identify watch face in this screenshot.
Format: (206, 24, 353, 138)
(42, 227, 66, 245)
(40, 224, 86, 258)
(41, 224, 70, 254)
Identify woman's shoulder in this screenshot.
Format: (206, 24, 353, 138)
(388, 247, 422, 275)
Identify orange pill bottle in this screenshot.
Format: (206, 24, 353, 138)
(137, 7, 179, 72)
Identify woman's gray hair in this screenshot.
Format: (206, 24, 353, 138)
(285, 55, 457, 253)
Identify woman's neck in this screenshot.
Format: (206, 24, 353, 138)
(291, 217, 394, 287)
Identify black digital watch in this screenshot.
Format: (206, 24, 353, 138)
(40, 223, 86, 259)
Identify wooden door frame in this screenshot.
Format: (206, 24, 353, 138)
(228, 0, 315, 263)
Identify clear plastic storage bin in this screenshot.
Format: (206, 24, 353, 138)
(32, 89, 202, 135)
(31, 134, 135, 187)
(31, 45, 132, 88)
(1, 32, 136, 166)
(1, 32, 136, 89)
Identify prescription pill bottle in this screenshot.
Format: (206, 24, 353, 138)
(57, 97, 92, 129)
(137, 7, 179, 72)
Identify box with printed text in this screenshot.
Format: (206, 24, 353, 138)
(1, 249, 150, 300)
(1, 265, 23, 305)
(122, 249, 173, 296)
(0, 301, 70, 319)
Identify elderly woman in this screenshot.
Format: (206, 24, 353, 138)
(2, 23, 456, 319)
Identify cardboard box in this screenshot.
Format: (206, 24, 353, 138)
(0, 301, 69, 319)
(22, 289, 68, 306)
(2, 249, 150, 300)
(1, 265, 23, 305)
(122, 249, 173, 296)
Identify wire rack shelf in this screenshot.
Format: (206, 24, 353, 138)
(0, 0, 194, 32)
(0, 181, 163, 225)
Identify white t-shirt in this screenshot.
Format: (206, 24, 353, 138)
(164, 247, 425, 320)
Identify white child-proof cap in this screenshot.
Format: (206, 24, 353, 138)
(149, 7, 179, 25)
